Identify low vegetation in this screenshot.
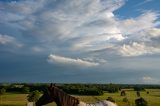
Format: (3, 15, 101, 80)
(0, 83, 160, 106)
(135, 97, 148, 106)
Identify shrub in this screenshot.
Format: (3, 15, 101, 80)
(27, 90, 41, 102)
(135, 97, 148, 106)
(121, 90, 126, 96)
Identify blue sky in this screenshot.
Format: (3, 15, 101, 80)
(0, 0, 160, 84)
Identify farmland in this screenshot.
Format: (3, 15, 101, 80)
(0, 89, 160, 106)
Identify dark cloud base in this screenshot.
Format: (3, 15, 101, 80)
(0, 52, 159, 84)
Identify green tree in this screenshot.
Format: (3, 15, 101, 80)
(22, 87, 30, 93)
(27, 90, 40, 102)
(107, 84, 119, 93)
(134, 87, 145, 91)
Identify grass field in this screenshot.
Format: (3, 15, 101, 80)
(0, 89, 160, 106)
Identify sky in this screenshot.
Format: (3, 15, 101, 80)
(0, 0, 160, 84)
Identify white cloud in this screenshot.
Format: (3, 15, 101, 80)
(0, 0, 125, 55)
(47, 54, 99, 67)
(72, 33, 124, 51)
(0, 34, 23, 47)
(120, 42, 147, 56)
(117, 11, 160, 57)
(146, 28, 160, 37)
(83, 57, 107, 64)
(119, 42, 160, 56)
(31, 46, 44, 52)
(119, 11, 159, 35)
(143, 76, 152, 80)
(142, 76, 160, 84)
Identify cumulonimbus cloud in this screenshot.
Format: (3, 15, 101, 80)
(47, 54, 99, 67)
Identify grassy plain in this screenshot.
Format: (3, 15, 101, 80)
(0, 89, 160, 106)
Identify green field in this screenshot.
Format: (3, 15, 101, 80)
(0, 89, 160, 106)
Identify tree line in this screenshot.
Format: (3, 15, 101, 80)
(0, 83, 160, 95)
